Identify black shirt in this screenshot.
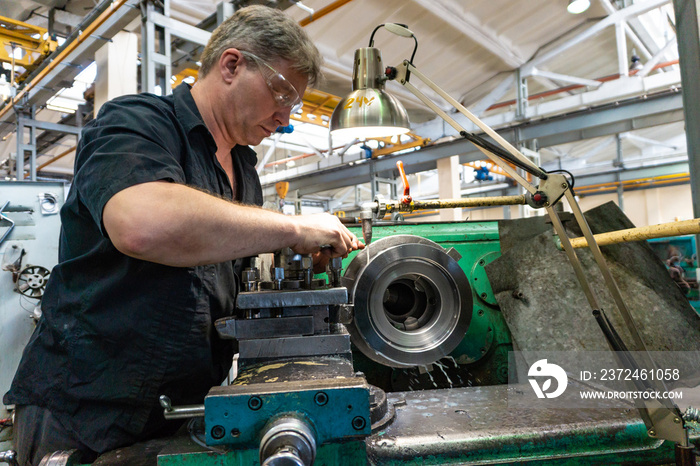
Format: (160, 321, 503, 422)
(4, 84, 263, 452)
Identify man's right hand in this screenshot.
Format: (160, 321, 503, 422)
(289, 213, 364, 257)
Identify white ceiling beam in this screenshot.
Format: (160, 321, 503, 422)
(598, 0, 654, 59)
(256, 133, 282, 174)
(521, 0, 671, 77)
(637, 36, 677, 77)
(469, 73, 515, 117)
(621, 132, 679, 149)
(531, 68, 603, 88)
(579, 136, 617, 163)
(410, 0, 527, 69)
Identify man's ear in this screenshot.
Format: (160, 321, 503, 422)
(219, 48, 243, 84)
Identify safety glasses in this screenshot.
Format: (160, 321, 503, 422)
(241, 51, 304, 114)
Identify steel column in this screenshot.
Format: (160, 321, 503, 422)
(673, 0, 700, 250)
(141, 0, 172, 95)
(616, 134, 625, 211)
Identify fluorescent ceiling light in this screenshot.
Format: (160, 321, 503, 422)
(567, 0, 590, 14)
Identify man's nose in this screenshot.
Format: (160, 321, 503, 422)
(274, 108, 291, 127)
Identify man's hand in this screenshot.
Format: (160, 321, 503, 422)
(290, 213, 364, 258)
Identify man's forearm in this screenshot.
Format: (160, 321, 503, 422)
(103, 181, 309, 266)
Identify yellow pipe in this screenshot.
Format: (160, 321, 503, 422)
(299, 0, 354, 27)
(0, 0, 128, 121)
(563, 218, 700, 249)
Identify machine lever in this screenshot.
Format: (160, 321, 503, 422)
(159, 395, 205, 420)
(396, 161, 412, 204)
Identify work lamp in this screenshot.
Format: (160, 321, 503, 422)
(329, 22, 691, 452)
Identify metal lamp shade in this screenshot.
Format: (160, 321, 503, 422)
(330, 47, 411, 139)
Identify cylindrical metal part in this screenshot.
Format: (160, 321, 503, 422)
(675, 443, 696, 466)
(352, 47, 385, 90)
(383, 195, 527, 213)
(37, 450, 81, 466)
(159, 395, 205, 420)
(343, 235, 473, 367)
(260, 416, 316, 466)
(564, 218, 700, 249)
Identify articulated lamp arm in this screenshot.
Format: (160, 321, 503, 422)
(385, 58, 690, 449)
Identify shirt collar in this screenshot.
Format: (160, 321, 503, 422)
(173, 83, 208, 134)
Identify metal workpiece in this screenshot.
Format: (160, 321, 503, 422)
(37, 450, 81, 466)
(242, 266, 259, 292)
(204, 375, 372, 447)
(259, 416, 316, 466)
(366, 385, 695, 464)
(159, 395, 205, 420)
(343, 235, 473, 368)
(235, 288, 348, 309)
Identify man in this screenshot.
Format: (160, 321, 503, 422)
(4, 5, 362, 464)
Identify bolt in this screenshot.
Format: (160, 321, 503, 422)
(231, 428, 240, 438)
(477, 309, 484, 317)
(512, 290, 524, 300)
(478, 259, 485, 266)
(314, 392, 329, 406)
(544, 201, 550, 207)
(674, 417, 682, 424)
(352, 416, 367, 430)
(211, 425, 226, 439)
(648, 429, 656, 437)
(480, 292, 487, 299)
(561, 183, 568, 189)
(248, 396, 263, 411)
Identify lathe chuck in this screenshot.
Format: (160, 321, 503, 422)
(342, 235, 472, 368)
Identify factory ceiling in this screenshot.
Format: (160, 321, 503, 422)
(0, 0, 685, 208)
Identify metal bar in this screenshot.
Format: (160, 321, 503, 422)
(257, 133, 281, 174)
(384, 195, 526, 213)
(470, 73, 514, 117)
(402, 79, 537, 193)
(15, 118, 24, 181)
(637, 37, 678, 78)
(299, 0, 354, 27)
(410, 0, 524, 68)
(672, 0, 700, 258)
(16, 117, 82, 135)
(544, 205, 602, 315)
(36, 145, 76, 172)
(616, 22, 629, 78)
(149, 10, 211, 46)
(565, 218, 700, 249)
(404, 62, 546, 179)
(564, 189, 648, 353)
(29, 107, 36, 181)
(616, 134, 625, 211)
(531, 69, 602, 88)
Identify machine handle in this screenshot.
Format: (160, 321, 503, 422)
(396, 161, 412, 204)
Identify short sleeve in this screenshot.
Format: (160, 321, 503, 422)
(74, 96, 187, 236)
